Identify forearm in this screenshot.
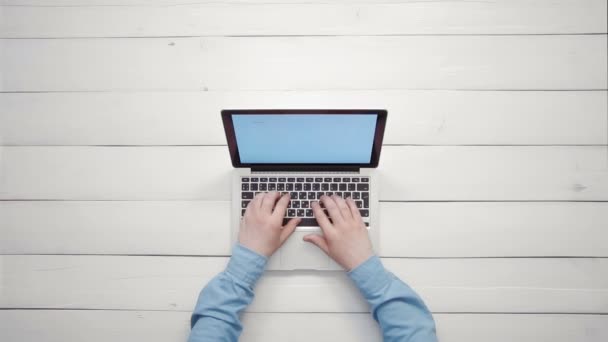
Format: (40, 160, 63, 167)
(348, 256, 437, 342)
(188, 244, 267, 342)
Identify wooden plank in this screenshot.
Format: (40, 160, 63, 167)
(1, 146, 606, 201)
(1, 255, 607, 313)
(2, 35, 606, 91)
(1, 311, 607, 342)
(1, 91, 606, 146)
(2, 201, 607, 257)
(3, 1, 606, 37)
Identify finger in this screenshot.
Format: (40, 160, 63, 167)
(320, 195, 344, 223)
(280, 217, 301, 244)
(311, 201, 333, 230)
(332, 195, 353, 221)
(250, 192, 265, 211)
(303, 234, 330, 255)
(261, 191, 280, 213)
(272, 193, 291, 219)
(346, 197, 363, 221)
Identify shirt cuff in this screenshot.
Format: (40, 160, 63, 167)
(347, 255, 392, 295)
(225, 244, 268, 288)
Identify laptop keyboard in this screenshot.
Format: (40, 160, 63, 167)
(241, 176, 370, 227)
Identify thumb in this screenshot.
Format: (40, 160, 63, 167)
(303, 234, 329, 255)
(280, 217, 300, 244)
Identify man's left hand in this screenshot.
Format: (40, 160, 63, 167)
(239, 192, 300, 257)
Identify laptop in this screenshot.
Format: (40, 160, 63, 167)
(222, 109, 388, 270)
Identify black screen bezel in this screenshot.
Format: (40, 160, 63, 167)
(221, 109, 387, 170)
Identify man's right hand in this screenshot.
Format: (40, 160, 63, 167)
(303, 195, 374, 271)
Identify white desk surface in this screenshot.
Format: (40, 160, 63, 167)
(1, 1, 607, 341)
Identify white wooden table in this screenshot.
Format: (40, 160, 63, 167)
(1, 1, 607, 341)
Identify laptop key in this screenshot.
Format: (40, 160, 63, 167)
(283, 218, 319, 226)
(352, 178, 360, 182)
(359, 209, 369, 217)
(306, 209, 314, 217)
(290, 192, 298, 199)
(286, 183, 294, 191)
(357, 183, 369, 191)
(242, 200, 250, 208)
(242, 192, 254, 199)
(306, 177, 314, 182)
(304, 183, 311, 191)
(344, 191, 352, 198)
(250, 183, 258, 191)
(301, 201, 309, 208)
(242, 178, 249, 182)
(312, 183, 320, 191)
(297, 177, 305, 182)
(361, 178, 369, 182)
(268, 183, 276, 191)
(339, 183, 346, 191)
(277, 183, 285, 191)
(333, 177, 341, 182)
(241, 209, 246, 216)
(348, 183, 356, 191)
(353, 192, 360, 199)
(324, 177, 332, 182)
(251, 177, 259, 182)
(278, 177, 286, 182)
(299, 192, 307, 199)
(269, 177, 277, 182)
(362, 192, 369, 199)
(295, 184, 302, 191)
(355, 200, 362, 208)
(292, 201, 301, 208)
(330, 184, 338, 191)
(315, 177, 323, 182)
(363, 198, 369, 208)
(321, 184, 329, 191)
(287, 177, 295, 182)
(335, 192, 342, 197)
(260, 177, 268, 182)
(287, 209, 296, 217)
(308, 192, 316, 199)
(242, 183, 249, 191)
(317, 192, 324, 199)
(297, 209, 305, 217)
(259, 184, 267, 191)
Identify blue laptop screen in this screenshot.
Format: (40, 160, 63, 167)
(232, 114, 378, 164)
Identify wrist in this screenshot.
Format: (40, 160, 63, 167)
(225, 244, 268, 288)
(344, 251, 375, 271)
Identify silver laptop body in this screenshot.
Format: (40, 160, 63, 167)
(222, 109, 387, 270)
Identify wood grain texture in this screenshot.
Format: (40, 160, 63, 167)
(2, 201, 607, 257)
(1, 91, 606, 146)
(2, 255, 607, 313)
(2, 2, 606, 341)
(1, 311, 607, 342)
(3, 0, 606, 37)
(1, 146, 606, 201)
(2, 35, 606, 91)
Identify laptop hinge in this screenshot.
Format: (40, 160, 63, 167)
(251, 165, 360, 173)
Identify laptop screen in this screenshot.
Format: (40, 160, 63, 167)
(232, 114, 378, 164)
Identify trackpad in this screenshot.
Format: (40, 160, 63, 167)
(281, 231, 330, 270)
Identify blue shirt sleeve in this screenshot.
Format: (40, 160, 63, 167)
(348, 256, 438, 342)
(189, 246, 437, 342)
(188, 244, 267, 342)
